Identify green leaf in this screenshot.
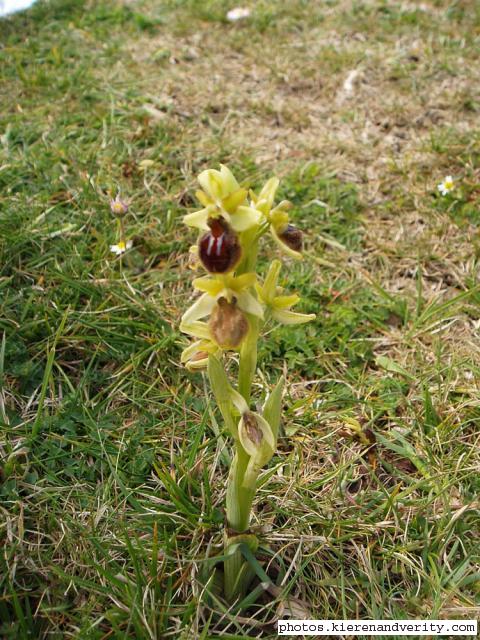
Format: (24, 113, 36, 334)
(423, 386, 441, 434)
(375, 431, 429, 477)
(263, 376, 284, 444)
(375, 355, 414, 380)
(207, 355, 237, 438)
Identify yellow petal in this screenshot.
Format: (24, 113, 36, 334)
(272, 309, 315, 325)
(261, 260, 281, 303)
(179, 321, 212, 340)
(230, 206, 261, 232)
(236, 290, 264, 318)
(229, 272, 256, 292)
(222, 187, 248, 213)
(198, 169, 222, 200)
(270, 208, 289, 227)
(195, 190, 211, 207)
(183, 208, 211, 230)
(254, 199, 270, 216)
(181, 293, 216, 324)
(229, 388, 249, 415)
(258, 177, 279, 209)
(273, 294, 300, 310)
(192, 276, 224, 296)
(219, 164, 240, 193)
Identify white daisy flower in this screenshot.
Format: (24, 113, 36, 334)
(226, 7, 251, 21)
(110, 240, 132, 255)
(437, 175, 455, 196)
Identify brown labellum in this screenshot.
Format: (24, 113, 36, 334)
(209, 297, 249, 348)
(243, 411, 263, 445)
(279, 224, 302, 253)
(199, 217, 241, 273)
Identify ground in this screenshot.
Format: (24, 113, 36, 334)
(0, 0, 479, 638)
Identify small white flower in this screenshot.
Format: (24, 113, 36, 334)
(110, 240, 132, 255)
(437, 175, 455, 196)
(226, 6, 251, 21)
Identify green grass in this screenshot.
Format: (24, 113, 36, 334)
(1, 0, 480, 637)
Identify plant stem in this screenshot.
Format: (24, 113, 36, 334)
(224, 315, 259, 601)
(226, 446, 255, 533)
(119, 218, 126, 244)
(224, 235, 263, 601)
(224, 444, 256, 601)
(238, 317, 259, 403)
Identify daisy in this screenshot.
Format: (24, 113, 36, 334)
(110, 195, 129, 217)
(110, 240, 132, 255)
(226, 7, 251, 21)
(437, 175, 455, 196)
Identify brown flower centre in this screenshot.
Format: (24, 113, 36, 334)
(198, 217, 241, 273)
(209, 297, 249, 348)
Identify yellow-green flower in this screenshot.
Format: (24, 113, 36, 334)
(181, 337, 222, 371)
(250, 178, 302, 259)
(256, 260, 315, 325)
(181, 272, 263, 328)
(183, 165, 261, 232)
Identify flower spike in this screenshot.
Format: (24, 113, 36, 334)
(179, 164, 314, 602)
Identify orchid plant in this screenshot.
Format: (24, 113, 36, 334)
(180, 165, 314, 603)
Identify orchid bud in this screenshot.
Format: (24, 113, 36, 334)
(185, 350, 209, 371)
(198, 218, 241, 273)
(242, 412, 263, 446)
(279, 224, 302, 253)
(188, 245, 201, 270)
(238, 411, 275, 461)
(238, 411, 275, 489)
(110, 195, 129, 218)
(209, 297, 248, 349)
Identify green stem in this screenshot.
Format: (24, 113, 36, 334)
(223, 235, 263, 602)
(226, 446, 255, 533)
(224, 445, 256, 601)
(224, 315, 259, 601)
(237, 232, 258, 275)
(238, 316, 259, 403)
(119, 218, 126, 245)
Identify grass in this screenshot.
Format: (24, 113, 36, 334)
(1, 0, 480, 637)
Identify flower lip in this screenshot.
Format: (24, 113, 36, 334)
(208, 296, 249, 348)
(279, 224, 302, 253)
(198, 217, 242, 273)
(243, 411, 263, 445)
